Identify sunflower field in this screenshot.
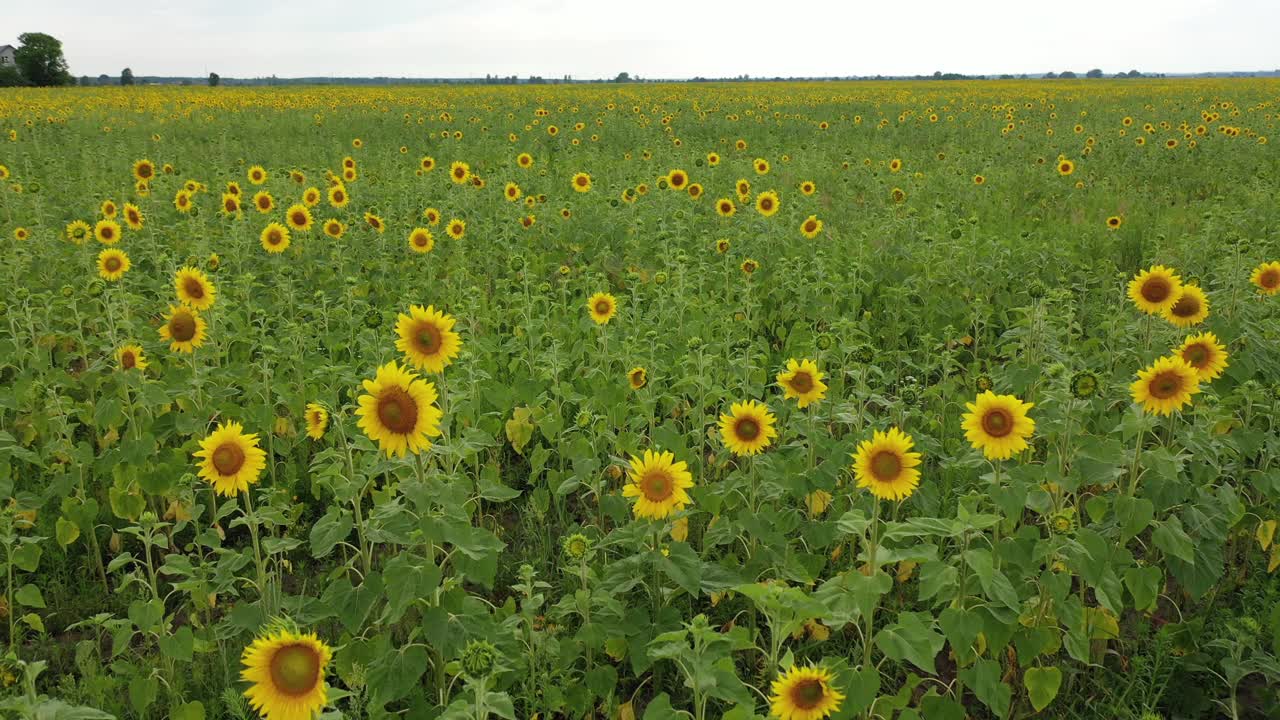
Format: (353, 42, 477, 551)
(1, 80, 1279, 720)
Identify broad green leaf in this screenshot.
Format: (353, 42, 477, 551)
(1024, 666, 1062, 712)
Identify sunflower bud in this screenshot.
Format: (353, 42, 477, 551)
(461, 639, 497, 677)
(561, 533, 591, 561)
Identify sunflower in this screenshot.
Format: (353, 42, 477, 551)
(800, 215, 823, 239)
(120, 203, 144, 230)
(715, 238, 731, 254)
(260, 223, 291, 254)
(851, 427, 922, 501)
(116, 344, 147, 371)
(221, 193, 242, 216)
(289, 170, 306, 184)
(622, 449, 694, 520)
(285, 204, 314, 232)
(1162, 284, 1209, 327)
(1127, 265, 1183, 315)
(1250, 261, 1280, 295)
(253, 191, 275, 214)
(1106, 215, 1122, 230)
(961, 391, 1035, 461)
(323, 219, 345, 238)
(741, 258, 759, 274)
(159, 304, 208, 353)
(355, 361, 443, 457)
(304, 403, 329, 440)
(101, 200, 118, 219)
(719, 400, 778, 456)
(756, 190, 780, 217)
(13, 227, 29, 241)
(302, 187, 322, 207)
(241, 629, 333, 720)
(736, 179, 751, 199)
(174, 189, 194, 213)
(890, 187, 906, 203)
(446, 219, 466, 240)
(799, 180, 816, 196)
(754, 158, 770, 175)
(364, 212, 386, 233)
(94, 219, 122, 245)
(716, 198, 736, 217)
(571, 172, 592, 193)
(588, 292, 618, 325)
(1057, 159, 1075, 176)
(687, 183, 704, 200)
(450, 161, 471, 184)
(420, 156, 437, 172)
(395, 305, 462, 373)
(628, 366, 647, 390)
(97, 248, 130, 281)
(132, 159, 156, 183)
(194, 420, 267, 496)
(770, 665, 844, 720)
(175, 267, 217, 311)
(1175, 332, 1229, 381)
(777, 359, 828, 409)
(516, 152, 533, 168)
(65, 220, 91, 244)
(408, 227, 434, 254)
(247, 165, 267, 185)
(667, 169, 689, 190)
(504, 182, 522, 202)
(1131, 355, 1200, 415)
(707, 152, 721, 166)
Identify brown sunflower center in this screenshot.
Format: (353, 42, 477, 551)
(789, 372, 815, 394)
(1260, 269, 1280, 288)
(105, 257, 122, 272)
(121, 350, 136, 369)
(734, 418, 761, 441)
(576, 176, 588, 186)
(870, 451, 902, 482)
(1183, 345, 1209, 368)
(225, 199, 237, 212)
(761, 199, 774, 211)
(981, 409, 1014, 438)
(415, 323, 442, 354)
(258, 197, 270, 209)
(790, 679, 826, 710)
(267, 230, 282, 245)
(169, 312, 197, 342)
(269, 644, 321, 697)
(101, 227, 115, 240)
(630, 370, 645, 385)
(641, 469, 674, 502)
(1170, 293, 1200, 318)
(804, 220, 818, 233)
(291, 211, 307, 226)
(376, 387, 419, 434)
(594, 300, 611, 315)
(1148, 371, 1184, 399)
(138, 165, 152, 178)
(184, 278, 205, 299)
(1140, 277, 1171, 304)
(211, 442, 245, 476)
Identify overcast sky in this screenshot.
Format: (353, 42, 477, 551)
(7, 0, 1279, 79)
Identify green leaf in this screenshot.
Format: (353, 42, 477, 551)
(56, 517, 81, 547)
(129, 676, 158, 715)
(171, 701, 206, 720)
(15, 584, 45, 609)
(642, 693, 675, 720)
(159, 625, 195, 662)
(585, 664, 617, 699)
(309, 507, 353, 559)
(658, 543, 702, 597)
(12, 542, 41, 572)
(1153, 516, 1195, 564)
(842, 665, 880, 715)
(1113, 496, 1154, 541)
(367, 644, 429, 707)
(962, 548, 1021, 612)
(1024, 666, 1062, 712)
(20, 613, 44, 633)
(876, 611, 945, 674)
(1124, 566, 1162, 612)
(128, 599, 164, 632)
(958, 658, 1011, 718)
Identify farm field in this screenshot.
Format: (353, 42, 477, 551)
(1, 79, 1279, 720)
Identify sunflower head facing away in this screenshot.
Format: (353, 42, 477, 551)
(1127, 265, 1183, 314)
(1176, 332, 1229, 382)
(851, 427, 922, 501)
(770, 664, 845, 720)
(777, 358, 828, 409)
(719, 400, 779, 456)
(1130, 355, 1201, 416)
(587, 292, 618, 325)
(355, 361, 443, 457)
(622, 449, 694, 520)
(961, 391, 1036, 461)
(395, 305, 462, 374)
(241, 628, 333, 720)
(194, 420, 267, 497)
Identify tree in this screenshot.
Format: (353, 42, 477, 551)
(14, 32, 73, 86)
(208, 72, 220, 87)
(121, 68, 134, 86)
(0, 66, 25, 87)
(614, 72, 631, 83)
(1086, 68, 1103, 79)
(1059, 71, 1077, 79)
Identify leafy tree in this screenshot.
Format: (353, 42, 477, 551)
(1086, 68, 1103, 79)
(0, 66, 25, 87)
(13, 32, 73, 86)
(614, 72, 631, 83)
(208, 72, 220, 87)
(121, 68, 134, 86)
(1059, 71, 1077, 79)
(97, 73, 110, 85)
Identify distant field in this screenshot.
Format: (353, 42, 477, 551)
(1, 80, 1278, 720)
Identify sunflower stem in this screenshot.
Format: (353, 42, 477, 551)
(242, 490, 268, 601)
(1127, 425, 1146, 498)
(863, 499, 882, 672)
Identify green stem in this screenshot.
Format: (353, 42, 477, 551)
(863, 499, 882, 671)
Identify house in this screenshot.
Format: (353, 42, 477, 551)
(0, 45, 16, 67)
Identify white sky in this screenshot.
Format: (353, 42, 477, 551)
(7, 0, 1279, 79)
